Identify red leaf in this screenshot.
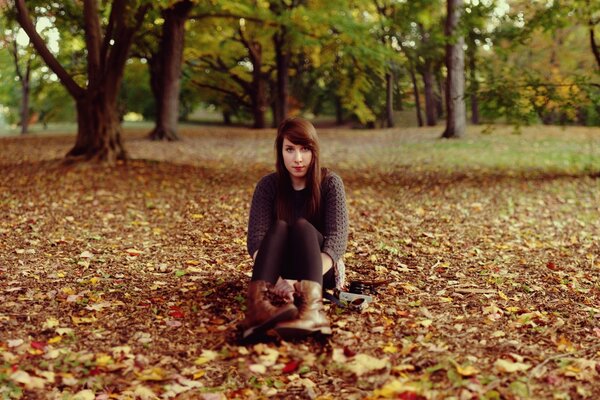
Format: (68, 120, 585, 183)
(31, 341, 46, 350)
(343, 346, 356, 357)
(282, 360, 300, 374)
(169, 306, 185, 318)
(89, 366, 102, 376)
(546, 262, 558, 270)
(397, 392, 426, 400)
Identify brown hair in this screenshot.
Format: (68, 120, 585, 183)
(275, 117, 324, 224)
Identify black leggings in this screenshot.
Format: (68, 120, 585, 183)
(251, 218, 335, 289)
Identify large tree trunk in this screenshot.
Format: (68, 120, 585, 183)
(468, 47, 480, 124)
(385, 72, 394, 128)
(273, 31, 290, 126)
(441, 0, 466, 139)
(68, 93, 127, 162)
(149, 0, 193, 141)
(421, 63, 437, 126)
(409, 63, 424, 127)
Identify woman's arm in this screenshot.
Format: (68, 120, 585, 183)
(321, 173, 349, 265)
(247, 174, 277, 258)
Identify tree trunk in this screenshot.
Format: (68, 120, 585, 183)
(149, 0, 193, 141)
(421, 63, 437, 126)
(335, 96, 344, 125)
(273, 31, 290, 126)
(67, 93, 127, 162)
(20, 63, 31, 135)
(468, 47, 480, 125)
(385, 72, 394, 128)
(409, 63, 424, 127)
(435, 70, 444, 118)
(223, 110, 232, 125)
(441, 0, 466, 139)
(591, 26, 600, 70)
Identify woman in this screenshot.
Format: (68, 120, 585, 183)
(242, 117, 349, 341)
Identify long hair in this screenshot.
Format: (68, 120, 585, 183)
(275, 117, 324, 224)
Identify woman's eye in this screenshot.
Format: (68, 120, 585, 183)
(301, 147, 310, 152)
(285, 148, 294, 153)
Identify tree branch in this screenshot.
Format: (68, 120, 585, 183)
(83, 0, 102, 87)
(14, 0, 84, 99)
(10, 40, 24, 81)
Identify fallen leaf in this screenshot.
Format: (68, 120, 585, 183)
(345, 354, 389, 376)
(494, 359, 531, 373)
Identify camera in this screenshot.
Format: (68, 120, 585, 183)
(337, 291, 373, 311)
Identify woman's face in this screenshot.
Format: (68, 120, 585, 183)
(282, 137, 312, 182)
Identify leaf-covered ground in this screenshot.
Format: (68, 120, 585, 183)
(1, 125, 600, 399)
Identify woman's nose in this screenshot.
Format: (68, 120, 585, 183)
(294, 151, 302, 161)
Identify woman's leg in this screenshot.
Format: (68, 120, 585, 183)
(251, 220, 289, 284)
(284, 218, 324, 285)
(243, 220, 297, 341)
(275, 218, 331, 338)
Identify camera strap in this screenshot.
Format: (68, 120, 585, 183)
(323, 290, 347, 308)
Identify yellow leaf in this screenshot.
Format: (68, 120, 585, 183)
(345, 354, 389, 376)
(48, 336, 62, 344)
(73, 390, 95, 400)
(382, 343, 398, 354)
(249, 364, 267, 374)
(61, 287, 75, 295)
(392, 364, 415, 373)
(373, 379, 422, 398)
(494, 359, 531, 373)
(95, 354, 113, 366)
(185, 260, 201, 266)
(71, 316, 97, 325)
(125, 248, 143, 256)
(55, 327, 74, 336)
(194, 349, 219, 365)
(136, 367, 168, 381)
(191, 214, 204, 219)
(133, 385, 159, 400)
(43, 317, 60, 329)
(557, 336, 576, 352)
(89, 277, 99, 285)
(498, 291, 508, 300)
(456, 364, 480, 377)
(193, 370, 206, 379)
(10, 370, 46, 390)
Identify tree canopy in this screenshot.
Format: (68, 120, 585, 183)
(0, 0, 598, 139)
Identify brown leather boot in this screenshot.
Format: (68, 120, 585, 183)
(274, 280, 332, 339)
(241, 280, 298, 341)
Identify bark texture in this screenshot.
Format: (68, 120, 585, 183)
(441, 0, 466, 139)
(149, 0, 194, 141)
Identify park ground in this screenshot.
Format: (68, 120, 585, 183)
(1, 124, 600, 399)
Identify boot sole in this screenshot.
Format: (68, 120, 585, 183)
(242, 305, 298, 342)
(274, 325, 332, 340)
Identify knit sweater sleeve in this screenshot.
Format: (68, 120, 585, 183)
(321, 172, 349, 264)
(247, 174, 276, 257)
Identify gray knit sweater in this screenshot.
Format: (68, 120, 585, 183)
(247, 171, 349, 289)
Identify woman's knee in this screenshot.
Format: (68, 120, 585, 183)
(290, 218, 316, 237)
(271, 219, 289, 234)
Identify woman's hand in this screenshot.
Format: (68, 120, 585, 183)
(272, 277, 295, 303)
